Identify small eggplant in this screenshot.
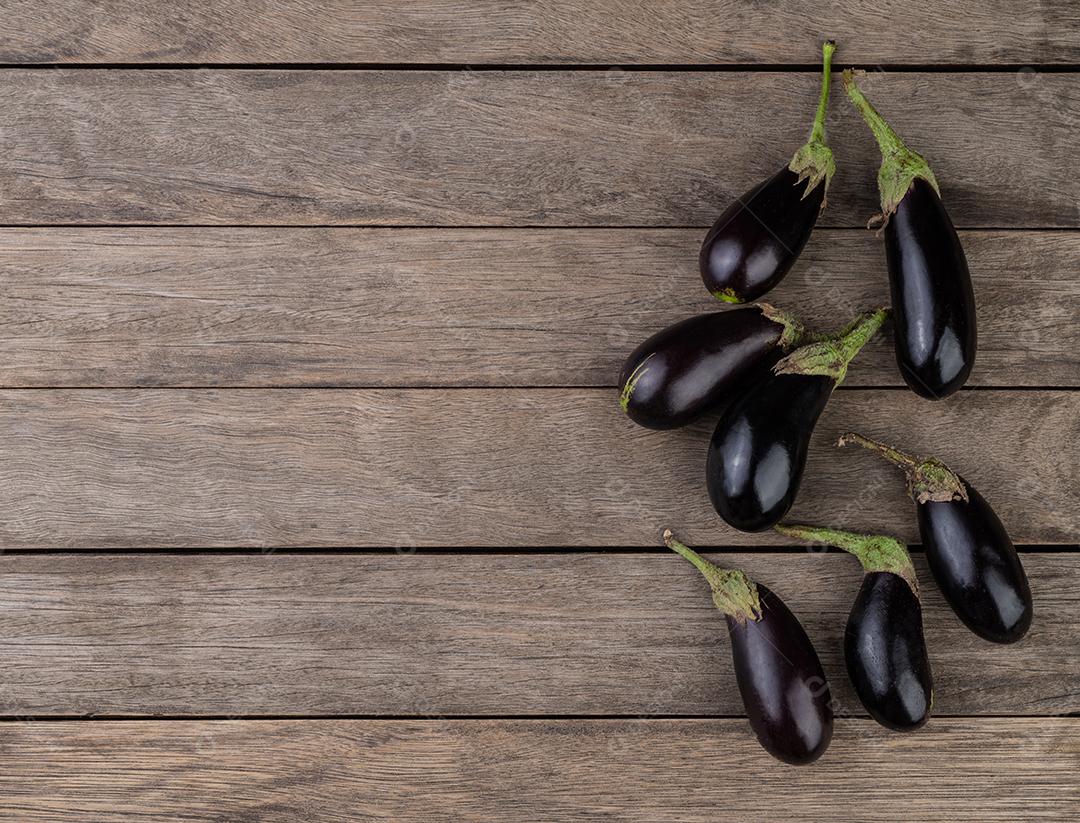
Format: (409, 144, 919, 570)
(839, 432, 1032, 643)
(707, 307, 889, 531)
(776, 524, 932, 732)
(665, 530, 833, 764)
(699, 41, 837, 304)
(843, 71, 976, 399)
(618, 304, 806, 429)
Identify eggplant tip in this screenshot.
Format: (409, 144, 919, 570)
(712, 288, 744, 304)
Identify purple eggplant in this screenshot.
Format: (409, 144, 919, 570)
(843, 71, 976, 399)
(665, 530, 833, 764)
(618, 304, 805, 429)
(699, 41, 837, 303)
(707, 307, 889, 532)
(776, 524, 932, 732)
(839, 433, 1032, 643)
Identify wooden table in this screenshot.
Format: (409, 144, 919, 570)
(1, 3, 1078, 820)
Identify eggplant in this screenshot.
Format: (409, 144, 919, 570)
(839, 432, 1032, 643)
(707, 307, 889, 531)
(699, 41, 836, 304)
(618, 304, 806, 429)
(775, 524, 932, 731)
(842, 71, 976, 399)
(665, 530, 833, 764)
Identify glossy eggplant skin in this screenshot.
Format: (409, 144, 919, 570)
(845, 572, 932, 731)
(918, 481, 1032, 643)
(885, 179, 976, 399)
(619, 308, 789, 430)
(727, 583, 833, 765)
(707, 373, 833, 531)
(700, 167, 824, 303)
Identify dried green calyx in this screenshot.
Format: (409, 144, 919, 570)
(757, 302, 807, 350)
(841, 69, 939, 225)
(664, 530, 762, 624)
(838, 432, 968, 504)
(788, 40, 837, 202)
(775, 523, 919, 597)
(773, 307, 889, 384)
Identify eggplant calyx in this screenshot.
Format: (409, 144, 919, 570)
(772, 307, 889, 384)
(664, 529, 762, 624)
(775, 523, 919, 597)
(788, 141, 835, 203)
(788, 40, 837, 203)
(841, 69, 940, 222)
(619, 353, 654, 413)
(838, 432, 969, 504)
(757, 302, 806, 350)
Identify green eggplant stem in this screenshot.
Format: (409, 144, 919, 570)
(840, 69, 905, 159)
(809, 40, 836, 145)
(757, 302, 807, 350)
(663, 530, 762, 624)
(773, 306, 889, 384)
(788, 40, 838, 200)
(838, 432, 919, 469)
(841, 69, 939, 220)
(838, 431, 968, 504)
(774, 523, 919, 596)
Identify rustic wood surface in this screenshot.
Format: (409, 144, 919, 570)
(2, 6, 1078, 820)
(0, 389, 1074, 549)
(3, 1, 1079, 65)
(2, 71, 1078, 227)
(0, 552, 1073, 718)
(0, 719, 1076, 822)
(2, 228, 1076, 388)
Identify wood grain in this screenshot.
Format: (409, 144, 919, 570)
(0, 552, 1074, 717)
(3, 1, 1079, 65)
(0, 389, 1074, 548)
(2, 70, 1078, 227)
(2, 228, 1076, 388)
(0, 719, 1075, 821)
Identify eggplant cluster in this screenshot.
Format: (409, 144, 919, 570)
(614, 41, 1033, 764)
(837, 433, 1032, 643)
(774, 435, 1033, 732)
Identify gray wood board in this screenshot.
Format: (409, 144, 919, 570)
(1, 71, 1077, 226)
(0, 719, 1075, 821)
(1, 228, 1075, 387)
(3, 1, 1079, 65)
(0, 389, 1074, 548)
(0, 552, 1073, 716)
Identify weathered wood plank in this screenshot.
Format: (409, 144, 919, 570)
(1, 71, 1077, 227)
(3, 1, 1079, 65)
(0, 719, 1075, 821)
(0, 389, 1073, 548)
(1, 228, 1076, 388)
(0, 552, 1074, 717)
